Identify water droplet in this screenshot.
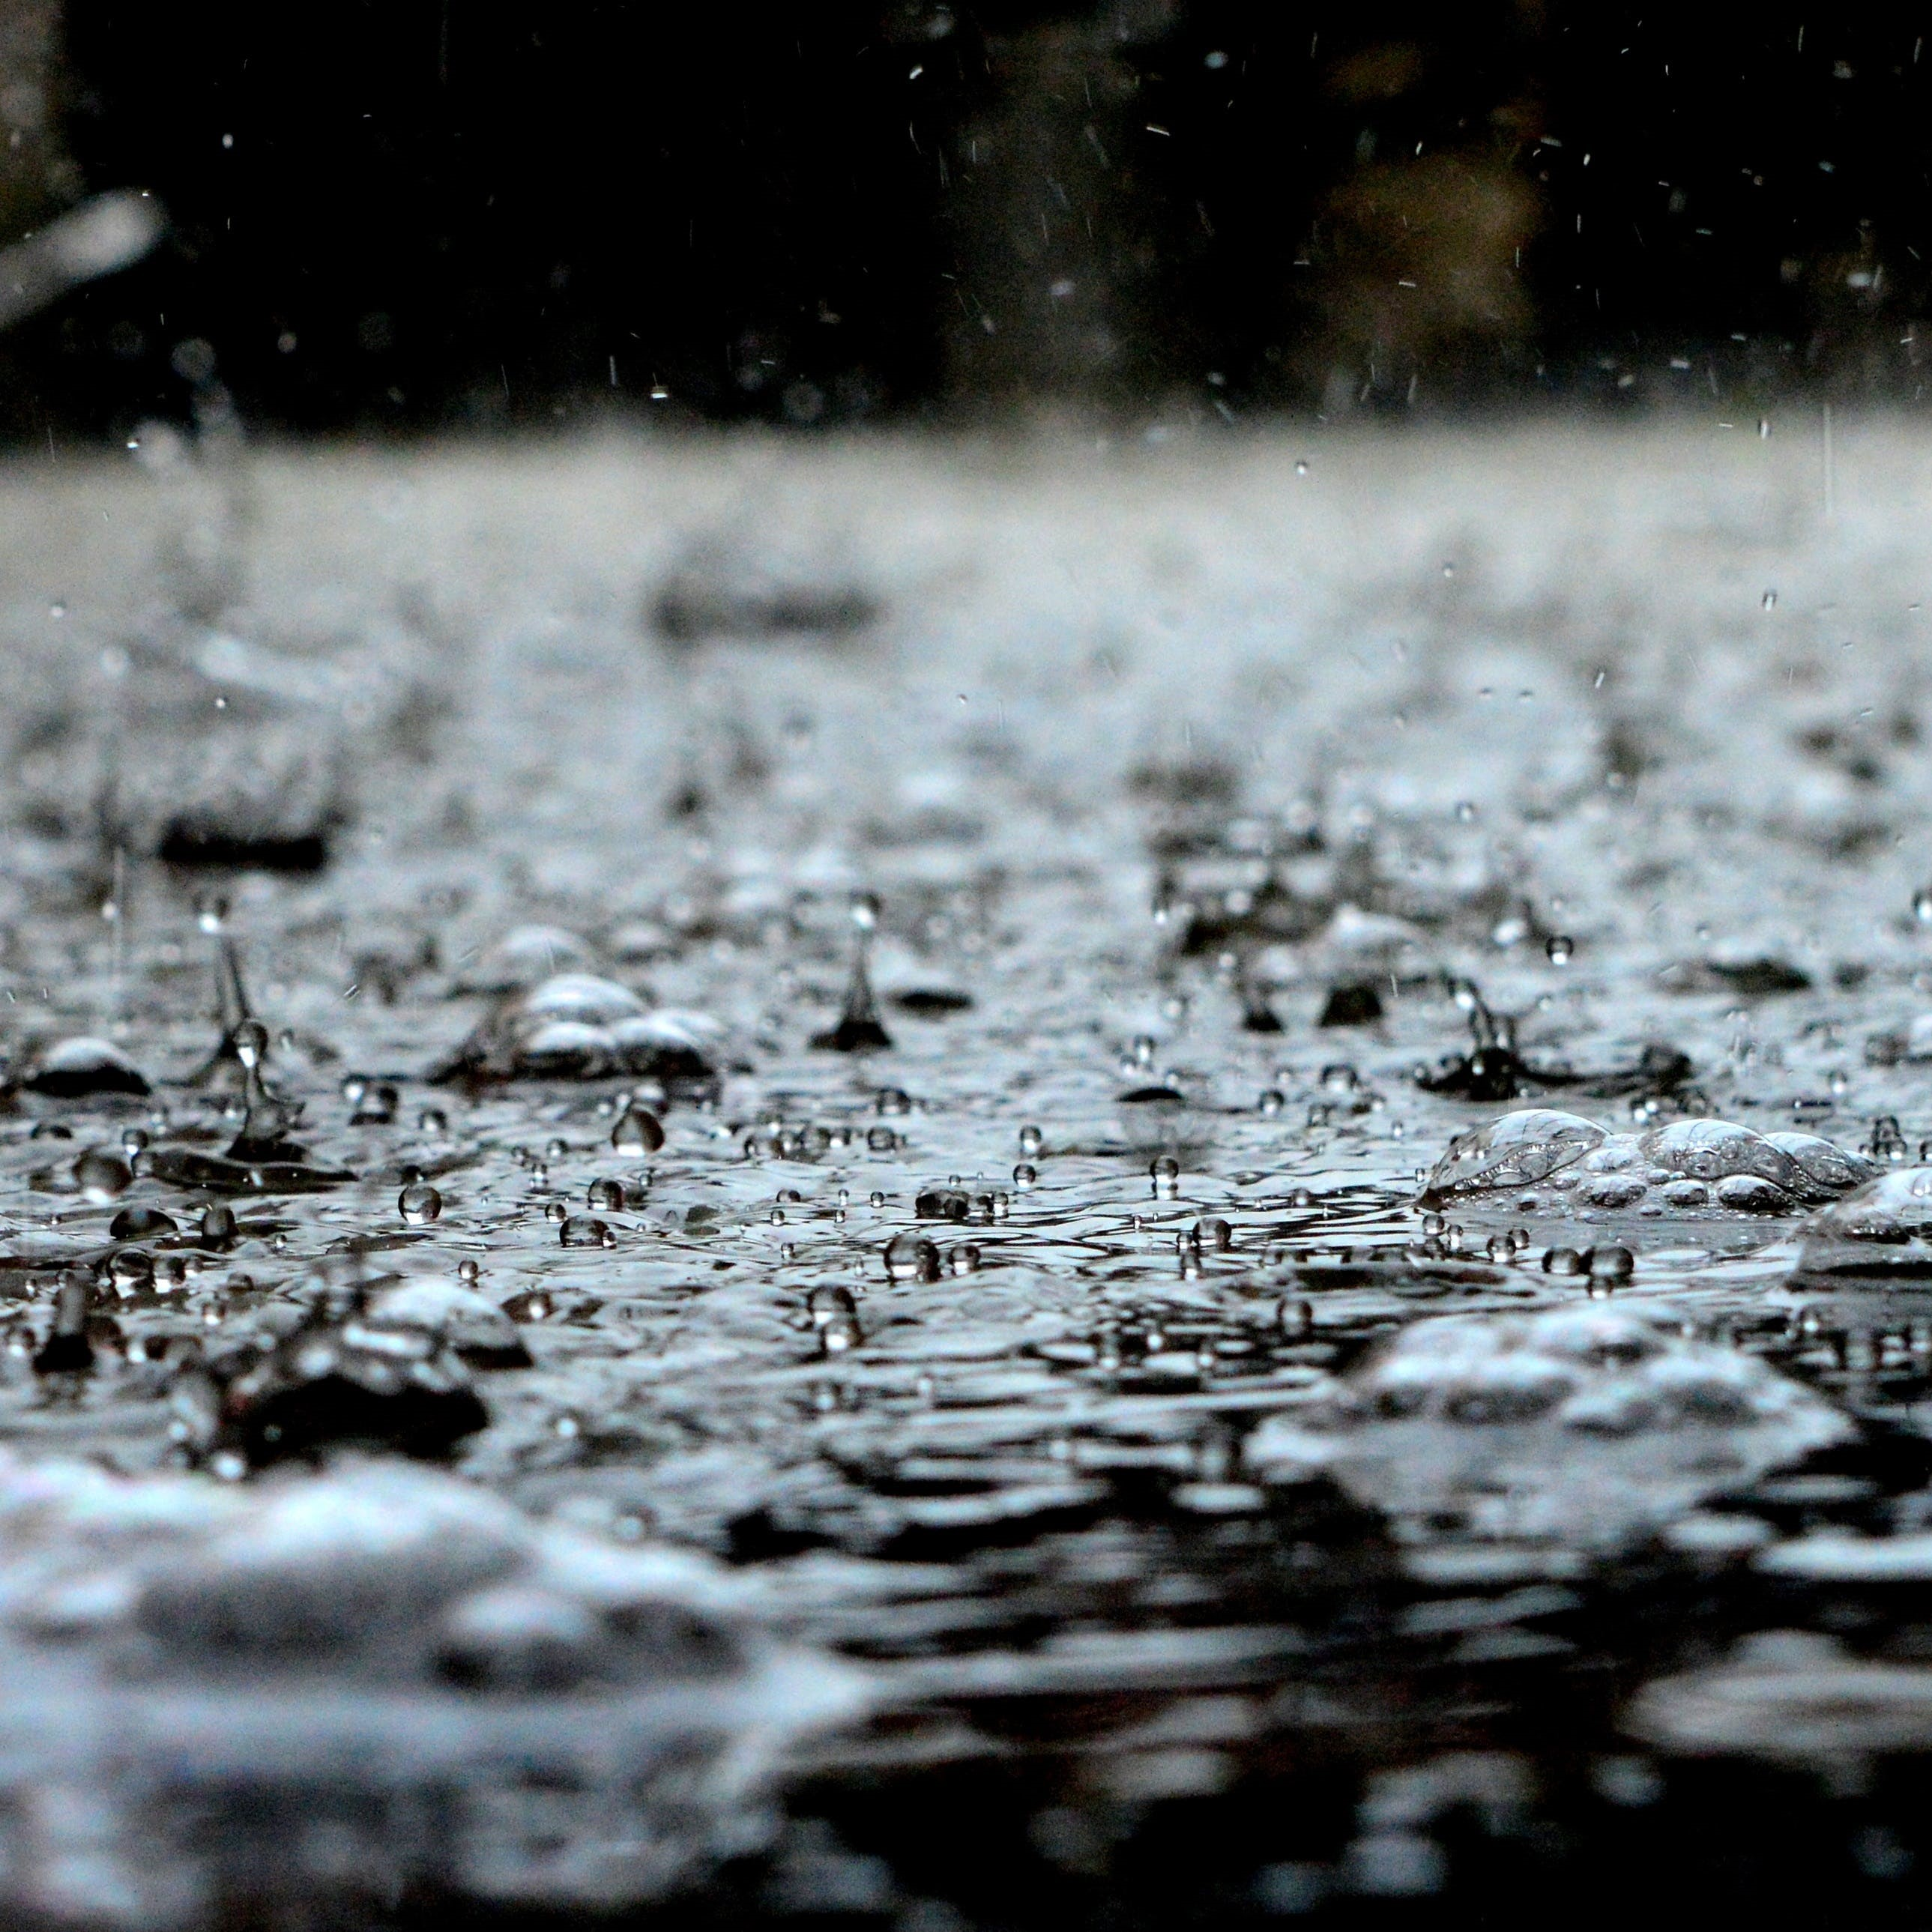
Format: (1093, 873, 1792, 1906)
(1277, 1298, 1314, 1338)
(1913, 888, 1932, 926)
(876, 1087, 912, 1116)
(1762, 589, 1778, 610)
(1258, 1089, 1285, 1116)
(1018, 1124, 1044, 1156)
(399, 1182, 443, 1225)
(418, 1107, 449, 1134)
(199, 1204, 238, 1248)
(849, 890, 880, 932)
(108, 1247, 153, 1293)
(1546, 934, 1575, 965)
(1455, 800, 1476, 822)
(1013, 1162, 1038, 1189)
(109, 1205, 176, 1241)
(1132, 1034, 1157, 1069)
(1192, 1216, 1234, 1252)
(1150, 1154, 1180, 1196)
(1295, 459, 1309, 475)
(586, 1177, 625, 1211)
(867, 1126, 898, 1152)
(947, 1243, 982, 1275)
(611, 1102, 665, 1153)
(884, 1231, 941, 1282)
(559, 1215, 615, 1249)
(73, 1150, 133, 1202)
(868, 1189, 886, 1208)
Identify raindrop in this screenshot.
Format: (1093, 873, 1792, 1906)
(559, 1215, 615, 1249)
(73, 1150, 133, 1202)
(1018, 1124, 1044, 1156)
(1277, 1298, 1314, 1339)
(1762, 590, 1778, 610)
(611, 1102, 665, 1153)
(199, 1204, 237, 1248)
(1013, 1162, 1038, 1189)
(587, 1177, 626, 1211)
(1546, 935, 1575, 965)
(109, 1205, 176, 1241)
(1914, 889, 1932, 926)
(108, 1247, 153, 1294)
(1192, 1216, 1234, 1252)
(1150, 1154, 1181, 1196)
(399, 1183, 443, 1225)
(947, 1243, 982, 1275)
(1258, 1089, 1285, 1116)
(884, 1231, 941, 1282)
(808, 1285, 857, 1327)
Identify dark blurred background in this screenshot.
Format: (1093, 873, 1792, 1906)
(1, 0, 1928, 441)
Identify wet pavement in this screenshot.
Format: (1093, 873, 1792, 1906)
(7, 418, 1932, 1924)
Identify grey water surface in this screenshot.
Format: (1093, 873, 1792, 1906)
(6, 419, 1932, 1925)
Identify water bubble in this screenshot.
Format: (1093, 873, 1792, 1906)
(884, 1232, 941, 1282)
(73, 1150, 133, 1202)
(807, 1285, 857, 1328)
(1546, 935, 1575, 965)
(1587, 1243, 1634, 1282)
(1018, 1124, 1044, 1156)
(350, 1081, 399, 1126)
(399, 1183, 443, 1225)
(109, 1206, 176, 1241)
(108, 1247, 153, 1294)
(559, 1215, 615, 1249)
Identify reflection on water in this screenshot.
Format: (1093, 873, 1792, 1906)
(9, 425, 1932, 1919)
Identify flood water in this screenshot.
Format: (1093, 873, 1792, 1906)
(7, 418, 1932, 1925)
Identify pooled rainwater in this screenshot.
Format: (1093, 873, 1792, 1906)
(9, 423, 1932, 1922)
